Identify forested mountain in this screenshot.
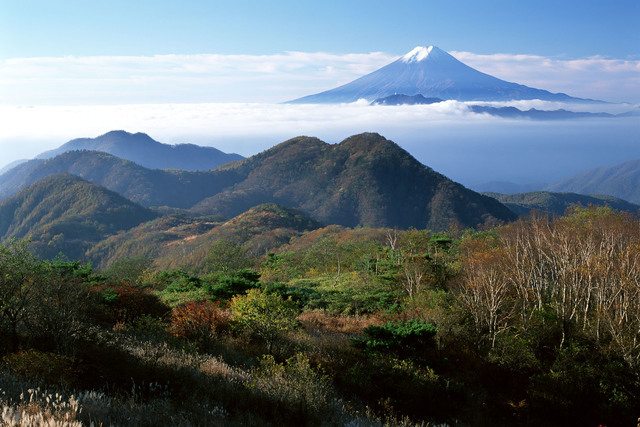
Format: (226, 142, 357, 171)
(546, 158, 640, 204)
(0, 133, 515, 230)
(36, 130, 243, 171)
(191, 133, 516, 230)
(0, 150, 240, 208)
(484, 191, 640, 216)
(0, 173, 157, 260)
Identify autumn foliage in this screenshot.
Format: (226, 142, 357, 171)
(170, 300, 231, 345)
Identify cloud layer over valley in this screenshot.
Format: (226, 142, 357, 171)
(1, 102, 637, 188)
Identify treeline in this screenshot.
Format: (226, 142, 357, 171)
(0, 206, 639, 425)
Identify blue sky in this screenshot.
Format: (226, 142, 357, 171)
(0, 0, 638, 186)
(1, 0, 638, 59)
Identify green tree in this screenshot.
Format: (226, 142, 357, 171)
(0, 239, 42, 351)
(104, 257, 153, 284)
(206, 240, 253, 273)
(29, 264, 93, 354)
(230, 288, 299, 352)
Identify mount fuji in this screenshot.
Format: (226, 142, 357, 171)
(288, 46, 601, 104)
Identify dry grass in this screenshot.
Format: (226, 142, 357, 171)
(298, 310, 379, 335)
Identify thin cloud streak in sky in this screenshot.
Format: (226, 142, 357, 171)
(1, 50, 639, 104)
(0, 52, 394, 104)
(450, 51, 640, 103)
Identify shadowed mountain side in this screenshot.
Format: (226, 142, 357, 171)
(0, 173, 158, 260)
(483, 191, 640, 217)
(37, 130, 244, 171)
(191, 133, 516, 230)
(0, 151, 243, 208)
(87, 203, 323, 271)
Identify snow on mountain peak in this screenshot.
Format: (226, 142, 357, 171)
(401, 46, 434, 63)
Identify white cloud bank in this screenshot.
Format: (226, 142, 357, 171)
(1, 102, 638, 186)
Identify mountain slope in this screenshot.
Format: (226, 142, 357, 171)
(0, 133, 516, 231)
(37, 130, 243, 171)
(191, 133, 516, 230)
(484, 191, 640, 217)
(0, 159, 28, 176)
(546, 159, 640, 204)
(0, 173, 157, 260)
(0, 150, 241, 208)
(87, 203, 323, 270)
(288, 46, 596, 104)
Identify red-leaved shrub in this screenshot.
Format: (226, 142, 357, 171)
(171, 301, 230, 347)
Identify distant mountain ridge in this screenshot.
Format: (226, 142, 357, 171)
(371, 94, 444, 105)
(547, 159, 640, 204)
(484, 191, 640, 217)
(36, 130, 243, 171)
(468, 105, 615, 120)
(288, 45, 601, 104)
(473, 158, 640, 205)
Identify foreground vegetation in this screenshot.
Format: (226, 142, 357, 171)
(1, 206, 639, 425)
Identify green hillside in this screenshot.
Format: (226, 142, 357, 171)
(0, 173, 157, 260)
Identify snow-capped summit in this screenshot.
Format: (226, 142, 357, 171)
(401, 46, 434, 63)
(287, 45, 599, 104)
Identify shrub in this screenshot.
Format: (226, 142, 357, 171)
(353, 319, 437, 358)
(91, 281, 171, 325)
(203, 269, 260, 300)
(246, 353, 331, 424)
(230, 288, 300, 353)
(3, 349, 79, 388)
(171, 301, 231, 348)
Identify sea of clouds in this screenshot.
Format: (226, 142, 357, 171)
(1, 101, 638, 187)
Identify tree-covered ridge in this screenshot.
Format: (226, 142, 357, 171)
(484, 190, 640, 216)
(0, 150, 241, 208)
(0, 173, 157, 260)
(1, 133, 516, 230)
(192, 132, 516, 229)
(87, 203, 323, 271)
